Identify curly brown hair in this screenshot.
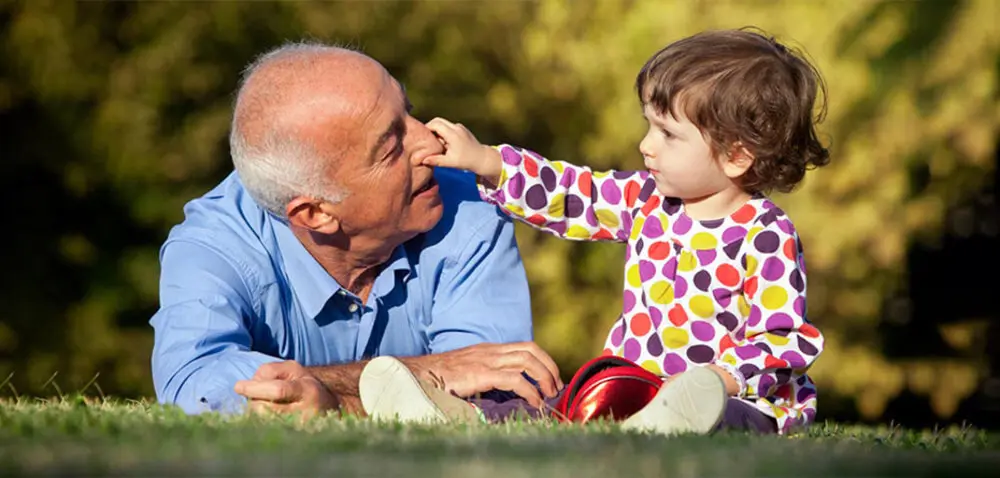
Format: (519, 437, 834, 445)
(635, 27, 831, 194)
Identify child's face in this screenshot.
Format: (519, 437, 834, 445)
(639, 104, 735, 200)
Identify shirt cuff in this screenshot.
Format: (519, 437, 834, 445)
(715, 362, 748, 399)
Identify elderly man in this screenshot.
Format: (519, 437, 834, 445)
(149, 42, 562, 418)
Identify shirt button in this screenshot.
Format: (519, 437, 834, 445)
(337, 290, 347, 297)
(348, 303, 359, 313)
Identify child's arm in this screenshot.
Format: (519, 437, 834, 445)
(425, 118, 657, 243)
(714, 215, 824, 427)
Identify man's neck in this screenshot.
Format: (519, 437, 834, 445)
(292, 228, 398, 303)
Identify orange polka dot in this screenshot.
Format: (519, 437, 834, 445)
(716, 264, 740, 287)
(800, 323, 820, 338)
(594, 228, 614, 240)
(624, 181, 640, 208)
(765, 356, 789, 369)
(783, 238, 797, 261)
(602, 348, 614, 356)
(744, 276, 759, 299)
(719, 334, 736, 353)
(649, 242, 672, 260)
(527, 214, 547, 226)
(578, 171, 593, 198)
(732, 204, 757, 224)
(630, 313, 652, 336)
(640, 194, 661, 216)
(775, 383, 792, 400)
(668, 305, 688, 326)
(524, 156, 538, 177)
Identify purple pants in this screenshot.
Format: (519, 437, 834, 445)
(469, 390, 777, 434)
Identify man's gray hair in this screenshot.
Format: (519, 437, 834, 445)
(229, 42, 347, 218)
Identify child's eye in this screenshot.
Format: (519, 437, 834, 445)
(660, 128, 674, 138)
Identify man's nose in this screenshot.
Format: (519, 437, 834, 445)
(409, 117, 444, 160)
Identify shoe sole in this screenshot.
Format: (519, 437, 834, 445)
(620, 366, 726, 436)
(359, 356, 482, 424)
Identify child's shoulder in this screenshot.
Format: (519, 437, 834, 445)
(746, 195, 800, 238)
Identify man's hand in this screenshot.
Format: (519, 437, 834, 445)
(403, 342, 563, 409)
(234, 360, 340, 419)
(423, 117, 503, 186)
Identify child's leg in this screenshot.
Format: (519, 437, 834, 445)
(714, 399, 778, 434)
(469, 389, 564, 423)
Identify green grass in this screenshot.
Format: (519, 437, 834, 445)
(1, 397, 997, 477)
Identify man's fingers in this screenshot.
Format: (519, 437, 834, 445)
(495, 351, 559, 398)
(247, 398, 291, 416)
(500, 342, 564, 389)
(234, 379, 301, 403)
(496, 371, 545, 409)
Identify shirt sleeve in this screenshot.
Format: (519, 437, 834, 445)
(477, 144, 660, 243)
(150, 238, 281, 415)
(714, 216, 825, 403)
(427, 207, 534, 353)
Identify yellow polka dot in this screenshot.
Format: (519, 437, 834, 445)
(641, 360, 663, 376)
(648, 281, 674, 305)
(765, 333, 791, 346)
(691, 232, 718, 250)
(738, 295, 751, 317)
(593, 170, 610, 178)
(498, 168, 509, 186)
(773, 407, 786, 418)
(505, 204, 525, 217)
(678, 250, 698, 272)
(616, 346, 624, 356)
(596, 209, 619, 228)
(657, 213, 670, 232)
(630, 216, 645, 241)
(661, 327, 690, 349)
(552, 161, 566, 173)
(761, 286, 788, 310)
(689, 295, 715, 318)
(547, 194, 565, 218)
(567, 225, 592, 239)
(747, 226, 763, 242)
(627, 264, 642, 288)
(721, 354, 737, 366)
(745, 255, 758, 276)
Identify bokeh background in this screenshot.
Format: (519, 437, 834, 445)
(1, 0, 997, 430)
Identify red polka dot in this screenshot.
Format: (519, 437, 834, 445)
(732, 204, 757, 224)
(640, 195, 661, 216)
(630, 313, 651, 336)
(719, 335, 736, 353)
(649, 242, 672, 260)
(800, 323, 820, 338)
(602, 348, 614, 356)
(744, 276, 758, 299)
(624, 181, 641, 208)
(668, 305, 688, 326)
(765, 356, 789, 369)
(783, 238, 797, 261)
(524, 156, 538, 177)
(527, 214, 547, 226)
(578, 172, 593, 198)
(775, 383, 792, 400)
(594, 228, 614, 240)
(716, 264, 740, 287)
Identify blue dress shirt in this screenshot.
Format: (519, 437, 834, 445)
(149, 168, 533, 414)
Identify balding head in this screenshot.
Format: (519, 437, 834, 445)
(229, 42, 388, 217)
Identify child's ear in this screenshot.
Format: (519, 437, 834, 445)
(723, 142, 755, 179)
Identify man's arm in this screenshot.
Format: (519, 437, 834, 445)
(150, 238, 282, 414)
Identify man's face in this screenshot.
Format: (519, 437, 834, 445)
(322, 67, 445, 248)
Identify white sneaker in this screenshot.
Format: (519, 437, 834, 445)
(620, 366, 727, 436)
(359, 356, 485, 424)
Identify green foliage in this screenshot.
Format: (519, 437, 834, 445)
(0, 0, 996, 425)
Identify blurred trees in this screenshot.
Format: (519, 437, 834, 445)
(0, 0, 996, 427)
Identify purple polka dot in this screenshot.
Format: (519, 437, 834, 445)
(621, 211, 633, 235)
(754, 342, 773, 355)
(613, 170, 633, 179)
(525, 184, 548, 210)
(662, 257, 678, 280)
(600, 180, 622, 205)
(691, 321, 716, 341)
(565, 195, 584, 218)
(761, 257, 786, 281)
(735, 345, 762, 360)
(753, 230, 780, 253)
(717, 311, 738, 331)
(780, 350, 806, 367)
(494, 189, 507, 204)
(789, 270, 804, 292)
(650, 306, 663, 328)
(738, 363, 760, 378)
(776, 370, 791, 385)
(686, 345, 715, 363)
(803, 409, 816, 423)
(735, 324, 746, 341)
(549, 222, 566, 235)
(540, 167, 556, 192)
(759, 211, 777, 226)
(646, 333, 664, 356)
(722, 226, 748, 244)
(662, 198, 682, 215)
(624, 246, 631, 262)
(723, 240, 742, 260)
(674, 275, 688, 298)
(697, 249, 717, 266)
(765, 313, 794, 331)
(797, 387, 816, 403)
(778, 219, 794, 235)
(642, 216, 664, 238)
(623, 338, 641, 362)
(585, 206, 598, 227)
(508, 173, 525, 199)
(672, 214, 692, 235)
(748, 305, 762, 326)
(623, 290, 636, 313)
(798, 336, 819, 356)
(501, 147, 523, 166)
(560, 168, 577, 188)
(762, 200, 775, 210)
(758, 375, 776, 396)
(635, 238, 644, 255)
(693, 270, 712, 291)
(638, 180, 656, 202)
(639, 260, 656, 282)
(713, 288, 731, 308)
(794, 297, 805, 317)
(611, 322, 625, 347)
(701, 218, 724, 229)
(662, 353, 688, 375)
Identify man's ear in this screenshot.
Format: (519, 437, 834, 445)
(286, 197, 341, 234)
(723, 142, 755, 179)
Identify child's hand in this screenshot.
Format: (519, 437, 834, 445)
(424, 117, 502, 186)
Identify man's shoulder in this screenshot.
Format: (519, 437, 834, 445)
(420, 168, 511, 252)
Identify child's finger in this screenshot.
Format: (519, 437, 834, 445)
(426, 117, 461, 144)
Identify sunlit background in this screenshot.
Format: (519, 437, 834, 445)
(1, 0, 997, 430)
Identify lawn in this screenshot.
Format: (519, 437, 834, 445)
(1, 397, 997, 477)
